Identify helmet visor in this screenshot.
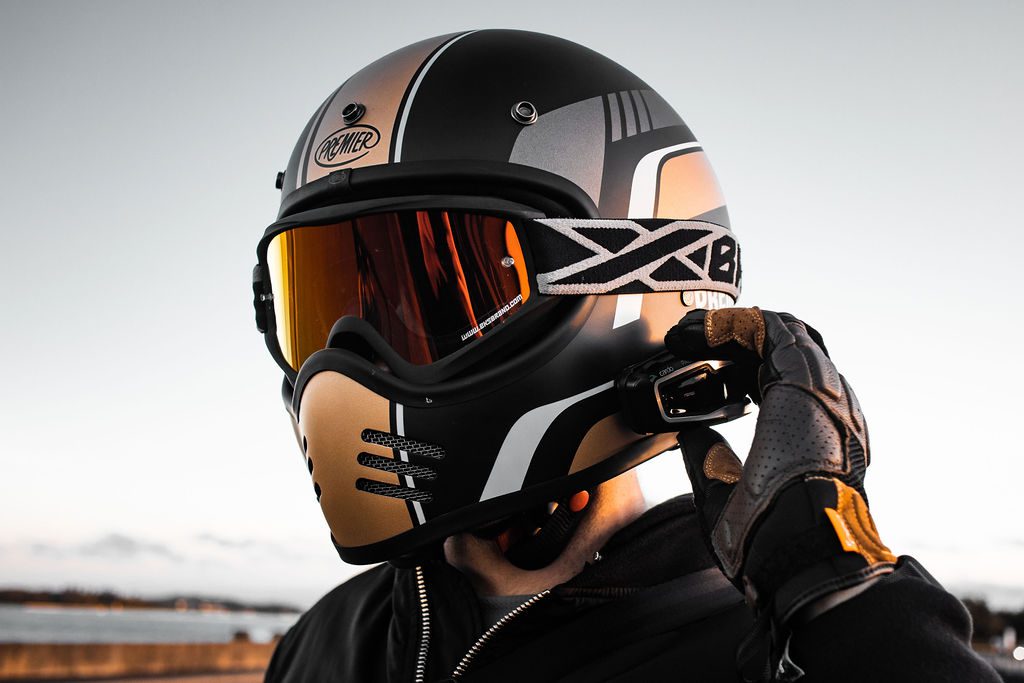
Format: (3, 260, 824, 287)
(265, 210, 532, 371)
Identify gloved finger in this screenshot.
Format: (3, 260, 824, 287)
(677, 425, 742, 531)
(665, 307, 767, 365)
(758, 312, 848, 404)
(777, 312, 829, 358)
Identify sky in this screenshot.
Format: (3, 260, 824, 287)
(1, 1, 1022, 611)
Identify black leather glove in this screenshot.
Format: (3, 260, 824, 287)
(666, 307, 896, 629)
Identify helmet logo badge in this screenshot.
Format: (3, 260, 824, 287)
(314, 124, 380, 168)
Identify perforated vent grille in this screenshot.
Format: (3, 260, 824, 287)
(361, 429, 446, 459)
(356, 478, 433, 503)
(357, 453, 437, 481)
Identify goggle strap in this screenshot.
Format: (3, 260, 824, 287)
(530, 218, 741, 299)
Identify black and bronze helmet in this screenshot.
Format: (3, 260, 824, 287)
(252, 29, 741, 565)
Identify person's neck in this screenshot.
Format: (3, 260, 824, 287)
(443, 471, 647, 596)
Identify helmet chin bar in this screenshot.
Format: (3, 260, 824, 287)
(290, 294, 683, 565)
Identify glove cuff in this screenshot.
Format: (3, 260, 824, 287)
(742, 477, 896, 624)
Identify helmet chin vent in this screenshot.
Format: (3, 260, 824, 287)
(361, 429, 446, 460)
(357, 453, 438, 481)
(356, 478, 433, 503)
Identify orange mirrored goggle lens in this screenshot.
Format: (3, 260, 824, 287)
(266, 210, 531, 371)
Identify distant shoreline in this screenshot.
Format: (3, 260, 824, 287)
(0, 589, 301, 616)
(11, 602, 300, 616)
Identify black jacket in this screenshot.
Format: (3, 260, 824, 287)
(265, 496, 1001, 682)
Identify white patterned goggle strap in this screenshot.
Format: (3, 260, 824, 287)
(528, 219, 741, 300)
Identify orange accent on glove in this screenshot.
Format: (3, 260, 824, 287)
(825, 480, 897, 565)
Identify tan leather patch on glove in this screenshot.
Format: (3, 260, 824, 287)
(705, 307, 766, 357)
(704, 442, 743, 484)
(825, 480, 897, 565)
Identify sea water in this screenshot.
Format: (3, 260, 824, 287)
(0, 605, 299, 643)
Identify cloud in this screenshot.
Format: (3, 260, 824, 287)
(20, 532, 319, 578)
(195, 533, 311, 561)
(28, 534, 182, 562)
(28, 542, 63, 557)
(80, 534, 181, 561)
(195, 533, 258, 550)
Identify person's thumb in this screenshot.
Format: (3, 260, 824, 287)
(677, 426, 742, 537)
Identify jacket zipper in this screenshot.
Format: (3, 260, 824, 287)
(450, 589, 550, 680)
(413, 565, 550, 682)
(414, 566, 431, 683)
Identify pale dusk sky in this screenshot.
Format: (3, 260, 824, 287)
(1, 1, 1021, 609)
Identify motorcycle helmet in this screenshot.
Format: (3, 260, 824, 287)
(252, 29, 741, 566)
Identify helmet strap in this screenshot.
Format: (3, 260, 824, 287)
(490, 492, 591, 571)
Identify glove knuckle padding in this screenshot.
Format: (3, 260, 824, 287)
(762, 313, 842, 398)
(841, 376, 870, 465)
(764, 312, 866, 449)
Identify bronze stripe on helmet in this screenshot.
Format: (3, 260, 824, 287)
(300, 33, 462, 186)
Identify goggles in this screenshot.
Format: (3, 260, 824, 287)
(254, 200, 741, 378)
